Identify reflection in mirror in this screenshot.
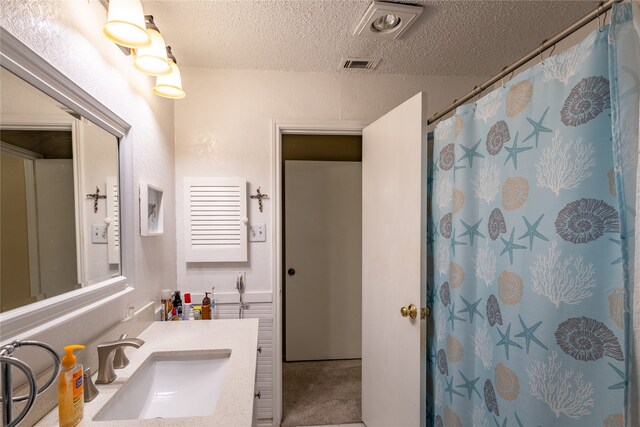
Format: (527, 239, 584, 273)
(1, 67, 120, 313)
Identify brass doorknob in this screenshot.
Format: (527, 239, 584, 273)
(400, 304, 417, 319)
(421, 306, 431, 319)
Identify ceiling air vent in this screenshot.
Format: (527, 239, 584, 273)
(341, 58, 379, 70)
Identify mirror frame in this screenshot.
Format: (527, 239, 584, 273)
(0, 27, 134, 340)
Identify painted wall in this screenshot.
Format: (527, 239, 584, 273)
(174, 68, 485, 301)
(0, 0, 176, 352)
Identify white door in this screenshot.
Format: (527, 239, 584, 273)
(285, 160, 362, 361)
(362, 92, 427, 427)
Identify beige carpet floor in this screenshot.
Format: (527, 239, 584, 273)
(281, 359, 362, 427)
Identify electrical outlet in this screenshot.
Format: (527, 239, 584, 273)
(92, 224, 108, 244)
(249, 223, 266, 242)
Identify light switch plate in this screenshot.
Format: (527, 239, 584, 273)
(92, 224, 108, 244)
(249, 223, 266, 242)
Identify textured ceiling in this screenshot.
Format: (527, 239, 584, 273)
(141, 0, 597, 76)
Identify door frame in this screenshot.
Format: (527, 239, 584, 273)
(271, 120, 367, 425)
(1, 117, 84, 292)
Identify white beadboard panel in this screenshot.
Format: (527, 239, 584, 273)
(218, 302, 274, 422)
(215, 301, 272, 319)
(106, 176, 119, 265)
(216, 291, 272, 304)
(184, 177, 248, 262)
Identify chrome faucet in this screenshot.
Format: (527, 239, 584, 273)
(96, 338, 144, 384)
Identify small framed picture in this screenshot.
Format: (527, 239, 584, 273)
(140, 182, 164, 236)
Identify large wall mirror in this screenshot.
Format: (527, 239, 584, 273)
(1, 66, 120, 313)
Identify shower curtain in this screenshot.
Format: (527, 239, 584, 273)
(428, 4, 638, 426)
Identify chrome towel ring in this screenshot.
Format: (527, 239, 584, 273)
(0, 340, 61, 427)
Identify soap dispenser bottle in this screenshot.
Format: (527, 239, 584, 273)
(202, 292, 211, 320)
(58, 344, 85, 427)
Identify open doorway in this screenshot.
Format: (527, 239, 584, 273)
(281, 134, 363, 427)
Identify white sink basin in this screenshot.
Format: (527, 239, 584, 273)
(93, 350, 231, 421)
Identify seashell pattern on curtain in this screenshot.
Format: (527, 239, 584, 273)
(427, 5, 638, 425)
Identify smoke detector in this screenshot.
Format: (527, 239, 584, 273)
(340, 57, 380, 70)
(354, 1, 423, 40)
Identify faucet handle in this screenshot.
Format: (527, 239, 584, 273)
(113, 334, 129, 369)
(83, 367, 99, 402)
(96, 338, 144, 384)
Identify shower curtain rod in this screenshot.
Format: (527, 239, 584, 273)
(427, 0, 625, 125)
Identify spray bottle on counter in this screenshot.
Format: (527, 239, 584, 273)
(183, 293, 194, 320)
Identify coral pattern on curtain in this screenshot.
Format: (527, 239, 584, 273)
(428, 5, 637, 426)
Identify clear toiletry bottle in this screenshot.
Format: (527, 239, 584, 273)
(211, 286, 218, 319)
(161, 289, 172, 321)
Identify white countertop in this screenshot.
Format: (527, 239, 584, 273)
(36, 319, 259, 427)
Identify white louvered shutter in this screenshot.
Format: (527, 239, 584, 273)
(106, 176, 120, 265)
(184, 177, 248, 262)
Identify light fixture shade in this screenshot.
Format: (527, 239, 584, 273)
(154, 61, 186, 99)
(103, 0, 151, 48)
(133, 24, 172, 76)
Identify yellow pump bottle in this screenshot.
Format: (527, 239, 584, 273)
(58, 345, 85, 427)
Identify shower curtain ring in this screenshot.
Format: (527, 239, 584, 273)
(598, 2, 603, 31)
(501, 66, 508, 88)
(539, 40, 547, 65)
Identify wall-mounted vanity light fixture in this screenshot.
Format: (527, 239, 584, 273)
(103, 0, 151, 48)
(153, 47, 186, 99)
(101, 1, 185, 98)
(133, 16, 172, 76)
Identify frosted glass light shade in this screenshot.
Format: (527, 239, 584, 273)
(153, 61, 186, 99)
(133, 28, 171, 76)
(103, 0, 151, 48)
